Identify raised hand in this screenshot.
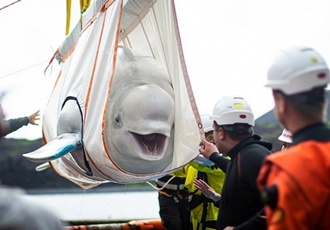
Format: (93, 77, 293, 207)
(28, 110, 40, 125)
(194, 179, 221, 202)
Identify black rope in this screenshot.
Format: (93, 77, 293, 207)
(0, 0, 21, 11)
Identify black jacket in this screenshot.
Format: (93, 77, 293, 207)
(209, 135, 272, 230)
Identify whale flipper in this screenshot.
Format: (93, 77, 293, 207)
(35, 162, 50, 172)
(23, 133, 82, 163)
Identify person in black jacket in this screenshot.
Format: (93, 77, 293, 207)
(0, 104, 40, 137)
(198, 95, 272, 230)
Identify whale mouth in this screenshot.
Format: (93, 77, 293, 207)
(132, 133, 167, 159)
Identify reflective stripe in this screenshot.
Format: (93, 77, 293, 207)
(156, 180, 185, 190)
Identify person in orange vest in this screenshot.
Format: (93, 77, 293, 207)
(257, 46, 330, 230)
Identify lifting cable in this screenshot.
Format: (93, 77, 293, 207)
(0, 0, 21, 11)
(66, 0, 91, 35)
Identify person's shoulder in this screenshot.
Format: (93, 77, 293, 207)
(243, 141, 272, 157)
(250, 134, 273, 151)
(265, 150, 287, 161)
(264, 146, 304, 168)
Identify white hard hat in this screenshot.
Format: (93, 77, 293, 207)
(210, 96, 254, 126)
(278, 129, 292, 143)
(266, 46, 330, 95)
(201, 114, 214, 133)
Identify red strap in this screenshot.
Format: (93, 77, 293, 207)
(237, 152, 241, 178)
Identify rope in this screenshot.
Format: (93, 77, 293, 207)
(0, 60, 49, 80)
(0, 0, 21, 11)
(145, 175, 176, 191)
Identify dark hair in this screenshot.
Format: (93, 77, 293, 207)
(205, 130, 213, 142)
(213, 121, 253, 141)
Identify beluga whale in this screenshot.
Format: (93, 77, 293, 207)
(104, 46, 175, 173)
(21, 0, 201, 188)
(23, 46, 175, 183)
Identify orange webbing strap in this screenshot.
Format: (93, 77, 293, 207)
(65, 219, 166, 229)
(172, 0, 204, 140)
(124, 219, 166, 230)
(158, 189, 189, 200)
(177, 193, 189, 200)
(158, 190, 173, 198)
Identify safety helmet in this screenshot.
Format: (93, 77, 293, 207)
(266, 46, 330, 95)
(201, 114, 214, 133)
(210, 96, 254, 126)
(278, 129, 292, 143)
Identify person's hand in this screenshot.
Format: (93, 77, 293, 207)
(199, 139, 218, 159)
(223, 227, 234, 230)
(194, 179, 221, 202)
(28, 110, 40, 125)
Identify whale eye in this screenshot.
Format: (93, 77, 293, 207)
(114, 113, 122, 126)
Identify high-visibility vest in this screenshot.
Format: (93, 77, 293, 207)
(185, 162, 226, 230)
(258, 140, 330, 230)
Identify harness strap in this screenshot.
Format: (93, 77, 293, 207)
(195, 171, 209, 230)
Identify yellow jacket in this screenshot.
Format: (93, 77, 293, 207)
(185, 162, 226, 230)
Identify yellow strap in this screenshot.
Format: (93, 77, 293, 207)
(79, 0, 91, 26)
(66, 0, 91, 36)
(66, 0, 71, 35)
(80, 0, 91, 13)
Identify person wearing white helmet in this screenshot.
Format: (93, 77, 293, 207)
(257, 46, 330, 230)
(199, 96, 272, 230)
(277, 128, 292, 150)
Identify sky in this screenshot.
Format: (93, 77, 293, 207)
(1, 0, 330, 140)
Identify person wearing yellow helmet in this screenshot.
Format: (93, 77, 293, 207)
(257, 46, 330, 230)
(199, 96, 272, 230)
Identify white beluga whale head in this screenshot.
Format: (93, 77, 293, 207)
(105, 46, 175, 174)
(114, 84, 174, 160)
